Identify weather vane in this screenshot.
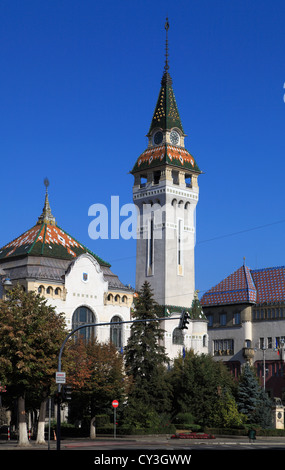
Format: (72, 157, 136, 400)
(44, 177, 50, 189)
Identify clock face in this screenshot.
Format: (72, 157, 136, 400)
(153, 131, 163, 145)
(170, 130, 180, 145)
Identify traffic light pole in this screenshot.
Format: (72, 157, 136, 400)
(56, 315, 181, 450)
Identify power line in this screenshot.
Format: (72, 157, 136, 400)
(196, 218, 285, 245)
(106, 217, 285, 264)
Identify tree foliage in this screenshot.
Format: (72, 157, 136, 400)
(0, 285, 66, 401)
(237, 363, 272, 428)
(0, 285, 67, 444)
(64, 338, 128, 425)
(169, 350, 241, 427)
(123, 282, 172, 427)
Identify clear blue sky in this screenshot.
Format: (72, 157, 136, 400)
(1, 0, 285, 297)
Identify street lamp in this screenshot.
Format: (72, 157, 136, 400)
(262, 346, 267, 390)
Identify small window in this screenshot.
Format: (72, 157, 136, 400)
(46, 286, 53, 295)
(185, 174, 192, 188)
(108, 293, 113, 302)
(207, 315, 213, 327)
(220, 313, 226, 326)
(110, 316, 122, 349)
(55, 287, 61, 296)
(172, 170, 179, 185)
(233, 312, 241, 325)
(115, 294, 120, 302)
(140, 175, 147, 188)
(214, 339, 234, 356)
(153, 170, 161, 185)
(38, 285, 45, 294)
(173, 328, 184, 345)
(122, 295, 127, 303)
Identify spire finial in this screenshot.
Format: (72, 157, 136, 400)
(37, 177, 56, 226)
(164, 17, 170, 72)
(44, 177, 49, 191)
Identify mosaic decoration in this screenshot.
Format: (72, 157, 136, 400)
(149, 79, 184, 134)
(0, 223, 110, 266)
(132, 143, 200, 174)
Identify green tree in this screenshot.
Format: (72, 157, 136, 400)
(123, 282, 172, 429)
(0, 285, 67, 445)
(211, 390, 247, 428)
(237, 364, 272, 428)
(64, 338, 127, 436)
(169, 350, 238, 427)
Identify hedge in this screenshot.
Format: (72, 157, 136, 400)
(204, 426, 285, 437)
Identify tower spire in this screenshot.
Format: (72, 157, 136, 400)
(161, 17, 172, 86)
(164, 17, 170, 73)
(37, 178, 56, 226)
(147, 18, 184, 135)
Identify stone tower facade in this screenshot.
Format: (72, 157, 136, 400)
(130, 20, 207, 360)
(131, 22, 201, 311)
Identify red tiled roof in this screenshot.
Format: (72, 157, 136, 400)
(251, 267, 285, 304)
(201, 265, 285, 307)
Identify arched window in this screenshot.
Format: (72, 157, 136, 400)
(55, 287, 61, 296)
(38, 285, 45, 294)
(173, 327, 184, 345)
(110, 315, 122, 349)
(46, 286, 53, 295)
(72, 306, 96, 341)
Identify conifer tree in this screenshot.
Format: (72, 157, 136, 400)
(237, 364, 260, 419)
(124, 281, 168, 381)
(237, 363, 272, 427)
(123, 281, 171, 426)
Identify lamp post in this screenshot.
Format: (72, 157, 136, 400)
(262, 346, 267, 390)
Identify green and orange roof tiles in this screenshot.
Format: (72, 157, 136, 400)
(0, 222, 110, 267)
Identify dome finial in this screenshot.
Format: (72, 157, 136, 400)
(37, 177, 56, 226)
(44, 177, 49, 190)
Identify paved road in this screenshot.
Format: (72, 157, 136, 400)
(1, 437, 284, 468)
(1, 435, 285, 450)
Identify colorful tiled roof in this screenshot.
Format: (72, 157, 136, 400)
(0, 223, 110, 267)
(0, 183, 110, 267)
(148, 70, 184, 135)
(131, 143, 201, 174)
(201, 265, 285, 307)
(251, 267, 285, 304)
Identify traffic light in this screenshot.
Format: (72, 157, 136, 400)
(179, 310, 190, 330)
(62, 385, 72, 402)
(54, 391, 62, 404)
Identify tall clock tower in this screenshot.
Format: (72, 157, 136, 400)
(131, 20, 202, 313)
